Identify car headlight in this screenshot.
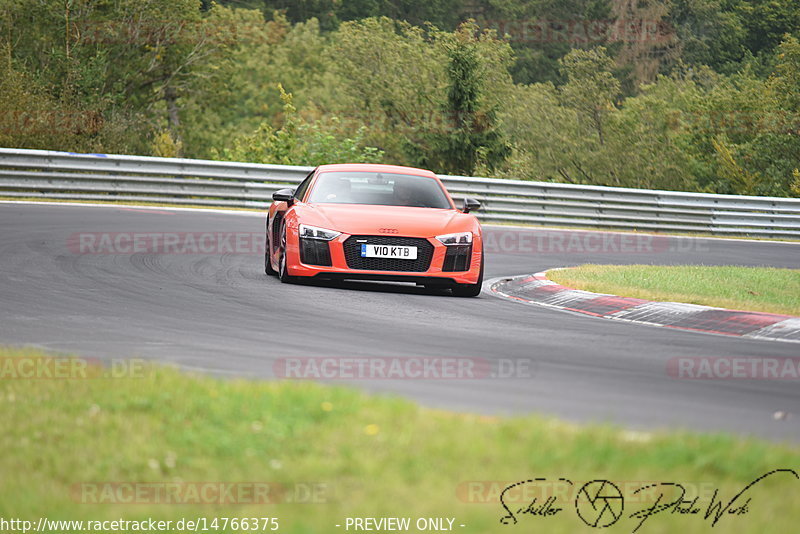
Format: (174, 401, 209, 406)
(299, 224, 341, 241)
(435, 232, 473, 246)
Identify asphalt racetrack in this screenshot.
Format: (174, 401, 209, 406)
(1, 202, 798, 441)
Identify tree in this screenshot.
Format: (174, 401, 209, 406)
(493, 81, 584, 182)
(214, 85, 384, 165)
(769, 35, 800, 112)
(323, 17, 446, 162)
(179, 9, 329, 158)
(93, 0, 233, 152)
(416, 23, 509, 175)
(558, 46, 620, 146)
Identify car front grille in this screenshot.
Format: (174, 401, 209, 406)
(343, 236, 434, 272)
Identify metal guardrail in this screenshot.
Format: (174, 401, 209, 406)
(1, 148, 799, 238)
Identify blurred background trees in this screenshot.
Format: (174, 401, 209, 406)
(1, 0, 799, 196)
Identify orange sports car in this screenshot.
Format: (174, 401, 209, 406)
(265, 164, 484, 296)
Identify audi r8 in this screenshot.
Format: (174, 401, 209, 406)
(265, 164, 483, 297)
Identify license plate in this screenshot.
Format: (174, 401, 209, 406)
(361, 244, 418, 260)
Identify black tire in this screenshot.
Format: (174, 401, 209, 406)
(265, 249, 277, 276)
(451, 251, 484, 297)
(278, 221, 296, 284)
(265, 217, 278, 276)
(265, 233, 278, 276)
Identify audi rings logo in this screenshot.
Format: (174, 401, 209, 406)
(575, 480, 624, 527)
(378, 228, 399, 234)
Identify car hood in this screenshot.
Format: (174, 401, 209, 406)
(296, 203, 474, 237)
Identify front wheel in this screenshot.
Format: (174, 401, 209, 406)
(278, 221, 296, 284)
(265, 216, 278, 276)
(265, 251, 277, 276)
(451, 253, 483, 297)
(265, 236, 277, 276)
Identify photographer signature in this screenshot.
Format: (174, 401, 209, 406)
(498, 469, 797, 532)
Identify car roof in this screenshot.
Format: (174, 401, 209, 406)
(316, 163, 437, 178)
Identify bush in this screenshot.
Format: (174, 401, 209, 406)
(213, 86, 384, 165)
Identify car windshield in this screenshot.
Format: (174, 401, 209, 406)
(306, 172, 452, 209)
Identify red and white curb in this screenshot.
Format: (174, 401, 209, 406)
(488, 271, 800, 344)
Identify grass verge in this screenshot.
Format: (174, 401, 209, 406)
(0, 346, 798, 533)
(548, 264, 800, 316)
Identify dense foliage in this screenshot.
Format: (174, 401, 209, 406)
(2, 0, 799, 196)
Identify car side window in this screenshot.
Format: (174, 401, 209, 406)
(292, 171, 315, 202)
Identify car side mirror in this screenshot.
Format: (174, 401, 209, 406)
(273, 188, 295, 205)
(463, 197, 481, 213)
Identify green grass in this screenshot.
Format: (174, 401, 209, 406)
(549, 265, 800, 315)
(0, 347, 798, 533)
